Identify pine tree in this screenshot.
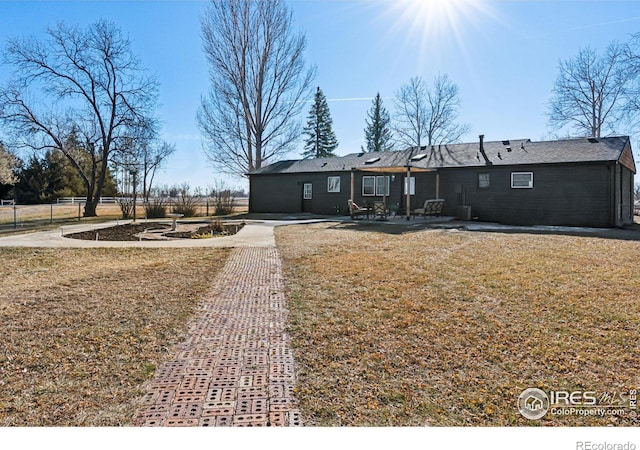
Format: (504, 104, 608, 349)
(302, 87, 338, 158)
(364, 93, 393, 152)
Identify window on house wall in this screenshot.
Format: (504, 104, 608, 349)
(303, 183, 312, 199)
(362, 176, 390, 196)
(362, 176, 376, 196)
(403, 176, 416, 195)
(375, 176, 390, 196)
(478, 173, 490, 189)
(511, 172, 534, 189)
(327, 176, 340, 193)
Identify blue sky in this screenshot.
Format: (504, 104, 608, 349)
(1, 0, 640, 190)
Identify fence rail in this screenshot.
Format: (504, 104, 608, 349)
(0, 197, 249, 232)
(55, 196, 249, 206)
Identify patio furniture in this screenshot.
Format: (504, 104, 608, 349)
(373, 201, 388, 221)
(348, 199, 371, 219)
(414, 199, 445, 218)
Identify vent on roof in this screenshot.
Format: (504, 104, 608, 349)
(411, 153, 427, 161)
(502, 140, 510, 145)
(588, 138, 599, 143)
(365, 157, 380, 164)
(506, 147, 512, 152)
(321, 162, 328, 167)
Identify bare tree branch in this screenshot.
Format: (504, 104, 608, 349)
(198, 0, 315, 177)
(393, 74, 470, 149)
(548, 43, 631, 138)
(0, 20, 158, 216)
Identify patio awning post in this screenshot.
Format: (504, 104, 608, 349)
(405, 164, 411, 221)
(350, 169, 355, 203)
(436, 172, 440, 199)
(383, 172, 387, 208)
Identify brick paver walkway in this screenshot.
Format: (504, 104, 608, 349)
(131, 247, 302, 427)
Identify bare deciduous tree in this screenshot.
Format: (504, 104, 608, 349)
(0, 142, 18, 187)
(394, 74, 470, 149)
(115, 119, 175, 202)
(198, 0, 315, 177)
(548, 43, 631, 138)
(0, 20, 158, 216)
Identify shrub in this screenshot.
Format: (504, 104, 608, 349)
(171, 185, 199, 217)
(213, 189, 235, 216)
(117, 198, 134, 219)
(145, 198, 167, 219)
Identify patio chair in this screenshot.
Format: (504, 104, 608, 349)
(348, 199, 371, 219)
(373, 201, 388, 221)
(414, 199, 445, 218)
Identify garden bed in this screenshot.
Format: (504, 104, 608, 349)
(65, 221, 244, 241)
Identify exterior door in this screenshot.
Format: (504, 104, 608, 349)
(302, 182, 312, 213)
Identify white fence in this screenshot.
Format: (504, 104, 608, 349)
(55, 196, 249, 207)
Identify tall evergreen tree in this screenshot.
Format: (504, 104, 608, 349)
(302, 87, 338, 158)
(364, 93, 393, 152)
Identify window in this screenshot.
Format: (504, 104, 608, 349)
(403, 176, 415, 195)
(327, 176, 340, 193)
(362, 176, 390, 196)
(511, 172, 533, 189)
(411, 153, 427, 161)
(364, 157, 380, 164)
(375, 176, 390, 196)
(362, 176, 376, 196)
(303, 183, 312, 199)
(478, 173, 490, 189)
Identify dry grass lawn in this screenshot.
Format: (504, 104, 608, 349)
(276, 222, 640, 426)
(0, 247, 229, 426)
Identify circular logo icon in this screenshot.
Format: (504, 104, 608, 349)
(518, 388, 550, 420)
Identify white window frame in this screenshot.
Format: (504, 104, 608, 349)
(403, 176, 416, 195)
(511, 172, 534, 189)
(375, 176, 390, 196)
(327, 176, 341, 193)
(478, 173, 490, 189)
(303, 183, 313, 199)
(362, 176, 376, 196)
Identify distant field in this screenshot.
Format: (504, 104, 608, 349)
(0, 199, 248, 229)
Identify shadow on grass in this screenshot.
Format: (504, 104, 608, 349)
(325, 218, 640, 241)
(326, 221, 447, 235)
(472, 222, 640, 242)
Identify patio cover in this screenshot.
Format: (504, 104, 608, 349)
(350, 166, 439, 220)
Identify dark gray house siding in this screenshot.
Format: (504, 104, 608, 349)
(248, 136, 636, 227)
(436, 163, 616, 227)
(249, 172, 350, 215)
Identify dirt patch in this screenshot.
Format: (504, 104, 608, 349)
(65, 223, 171, 241)
(64, 222, 244, 241)
(164, 223, 245, 239)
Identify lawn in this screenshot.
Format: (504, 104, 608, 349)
(0, 247, 230, 426)
(276, 222, 640, 426)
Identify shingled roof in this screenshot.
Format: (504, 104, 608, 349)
(248, 136, 634, 175)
